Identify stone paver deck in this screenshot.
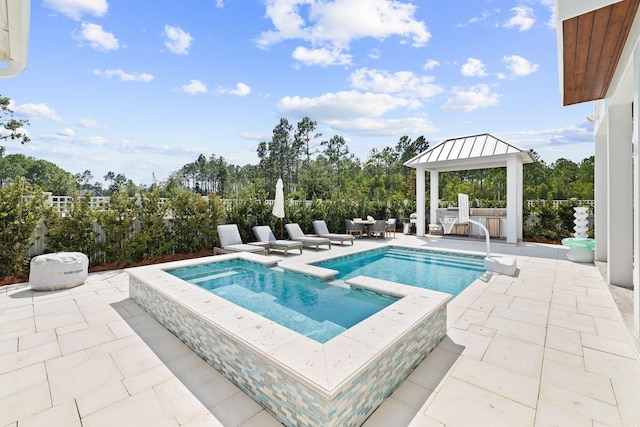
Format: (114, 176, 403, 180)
(2, 234, 639, 426)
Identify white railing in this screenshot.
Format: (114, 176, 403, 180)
(44, 195, 318, 215)
(439, 199, 595, 208)
(529, 199, 594, 208)
(42, 194, 596, 215)
(46, 195, 112, 212)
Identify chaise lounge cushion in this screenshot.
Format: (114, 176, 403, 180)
(284, 223, 331, 250)
(253, 226, 303, 255)
(217, 224, 266, 254)
(312, 220, 354, 245)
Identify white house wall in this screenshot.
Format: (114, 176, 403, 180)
(634, 45, 640, 333)
(590, 7, 640, 336)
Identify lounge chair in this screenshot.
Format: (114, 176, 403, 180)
(312, 220, 354, 245)
(215, 224, 266, 255)
(253, 226, 303, 255)
(284, 223, 331, 250)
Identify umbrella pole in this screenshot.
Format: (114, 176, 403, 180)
(280, 218, 283, 239)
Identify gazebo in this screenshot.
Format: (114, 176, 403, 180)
(404, 133, 536, 244)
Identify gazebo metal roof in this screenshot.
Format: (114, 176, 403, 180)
(404, 133, 536, 172)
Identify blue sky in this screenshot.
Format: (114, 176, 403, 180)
(2, 0, 594, 185)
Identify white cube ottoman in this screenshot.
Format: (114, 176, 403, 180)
(29, 252, 89, 291)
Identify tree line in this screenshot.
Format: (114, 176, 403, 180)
(1, 92, 594, 203)
(0, 93, 596, 277)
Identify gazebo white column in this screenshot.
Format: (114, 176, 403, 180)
(506, 156, 523, 244)
(415, 167, 426, 236)
(606, 104, 633, 287)
(429, 170, 439, 232)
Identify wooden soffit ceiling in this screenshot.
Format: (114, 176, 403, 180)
(562, 0, 640, 106)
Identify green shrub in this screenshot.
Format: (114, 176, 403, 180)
(523, 200, 587, 242)
(44, 192, 97, 263)
(168, 189, 209, 253)
(0, 178, 46, 277)
(131, 186, 172, 260)
(95, 187, 137, 264)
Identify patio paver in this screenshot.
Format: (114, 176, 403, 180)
(1, 234, 639, 426)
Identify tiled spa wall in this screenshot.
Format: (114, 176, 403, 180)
(129, 275, 447, 427)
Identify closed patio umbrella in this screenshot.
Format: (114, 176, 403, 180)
(273, 178, 285, 239)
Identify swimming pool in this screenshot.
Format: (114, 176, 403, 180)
(127, 252, 451, 427)
(315, 246, 485, 296)
(166, 260, 397, 343)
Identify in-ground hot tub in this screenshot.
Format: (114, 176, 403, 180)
(127, 252, 451, 427)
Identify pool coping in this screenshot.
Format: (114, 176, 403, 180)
(126, 251, 452, 426)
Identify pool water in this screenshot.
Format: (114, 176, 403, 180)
(315, 247, 485, 296)
(166, 260, 397, 343)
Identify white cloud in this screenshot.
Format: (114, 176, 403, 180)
(292, 46, 352, 66)
(278, 90, 436, 136)
(328, 117, 438, 136)
(526, 0, 556, 28)
(180, 80, 208, 94)
(497, 122, 595, 161)
(43, 0, 108, 21)
(501, 123, 593, 147)
(93, 69, 154, 82)
(442, 84, 500, 112)
(456, 10, 491, 27)
(368, 49, 381, 59)
(504, 6, 535, 32)
(215, 0, 224, 8)
(78, 118, 103, 128)
(44, 131, 109, 145)
(423, 59, 440, 70)
(0, 126, 31, 141)
(164, 25, 193, 55)
(349, 68, 443, 99)
(218, 82, 252, 97)
(278, 90, 421, 121)
(58, 128, 75, 137)
(239, 131, 272, 141)
(461, 58, 488, 77)
(257, 0, 430, 66)
(13, 103, 63, 122)
(73, 23, 120, 51)
(502, 55, 539, 77)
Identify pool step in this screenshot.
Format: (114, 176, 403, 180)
(212, 284, 345, 343)
(190, 270, 240, 284)
(386, 248, 484, 265)
(384, 254, 485, 272)
(385, 250, 485, 271)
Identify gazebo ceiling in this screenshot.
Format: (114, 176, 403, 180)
(404, 133, 535, 173)
(559, 0, 640, 106)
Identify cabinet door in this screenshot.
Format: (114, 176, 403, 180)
(486, 218, 501, 237)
